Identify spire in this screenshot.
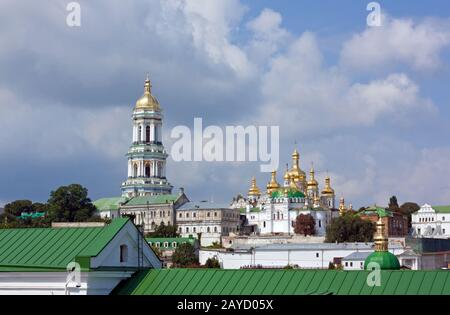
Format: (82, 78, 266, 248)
(374, 217, 388, 252)
(144, 74, 152, 94)
(339, 196, 346, 216)
(307, 162, 318, 187)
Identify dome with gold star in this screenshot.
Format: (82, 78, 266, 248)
(135, 76, 161, 112)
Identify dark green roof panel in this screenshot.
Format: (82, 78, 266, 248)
(114, 269, 450, 295)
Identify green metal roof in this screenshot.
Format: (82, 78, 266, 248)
(125, 195, 179, 206)
(146, 237, 197, 250)
(360, 206, 393, 218)
(114, 269, 450, 295)
(0, 218, 129, 272)
(94, 197, 128, 212)
(433, 205, 450, 213)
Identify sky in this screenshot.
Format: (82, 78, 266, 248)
(1, 0, 450, 208)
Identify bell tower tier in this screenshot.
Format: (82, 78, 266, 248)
(121, 76, 173, 197)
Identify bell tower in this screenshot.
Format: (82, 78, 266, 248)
(121, 76, 173, 197)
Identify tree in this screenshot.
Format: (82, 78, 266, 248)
(172, 243, 199, 267)
(4, 200, 33, 217)
(47, 184, 97, 222)
(146, 222, 179, 238)
(399, 202, 420, 229)
(388, 196, 400, 212)
(325, 212, 376, 243)
(294, 214, 316, 236)
(204, 257, 221, 268)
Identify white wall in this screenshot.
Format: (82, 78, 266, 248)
(200, 247, 403, 269)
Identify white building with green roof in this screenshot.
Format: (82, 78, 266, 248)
(412, 204, 450, 238)
(94, 191, 189, 234)
(0, 218, 161, 295)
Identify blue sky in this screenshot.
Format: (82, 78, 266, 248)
(0, 0, 450, 208)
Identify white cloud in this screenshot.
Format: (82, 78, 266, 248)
(340, 16, 450, 72)
(255, 32, 434, 138)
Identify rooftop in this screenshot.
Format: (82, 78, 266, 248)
(114, 269, 450, 295)
(0, 217, 129, 272)
(342, 252, 372, 261)
(433, 205, 450, 213)
(178, 202, 231, 211)
(227, 242, 404, 252)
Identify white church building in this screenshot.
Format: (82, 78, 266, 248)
(412, 204, 450, 238)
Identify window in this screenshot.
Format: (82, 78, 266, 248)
(443, 229, 446, 234)
(345, 262, 348, 267)
(207, 212, 211, 217)
(214, 212, 217, 217)
(145, 165, 150, 178)
(193, 212, 196, 218)
(263, 221, 266, 228)
(155, 242, 160, 247)
(318, 220, 322, 228)
(138, 126, 142, 141)
(316, 253, 319, 258)
(186, 227, 189, 233)
(214, 226, 218, 232)
(350, 262, 353, 267)
(207, 227, 211, 233)
(146, 126, 150, 142)
(172, 242, 177, 248)
(193, 227, 196, 233)
(443, 216, 445, 221)
(179, 227, 182, 232)
(120, 245, 128, 263)
(179, 213, 182, 218)
(186, 213, 190, 218)
(133, 164, 138, 177)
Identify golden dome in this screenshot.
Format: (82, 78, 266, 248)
(339, 197, 346, 216)
(289, 148, 306, 183)
(266, 171, 280, 194)
(248, 177, 261, 196)
(135, 76, 161, 111)
(307, 166, 318, 187)
(321, 176, 335, 195)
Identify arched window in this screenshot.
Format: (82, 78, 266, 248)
(214, 226, 217, 232)
(186, 227, 189, 233)
(138, 126, 142, 142)
(146, 126, 150, 143)
(120, 245, 128, 263)
(145, 165, 151, 178)
(133, 164, 138, 177)
(207, 227, 210, 233)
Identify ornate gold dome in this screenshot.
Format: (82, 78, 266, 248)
(288, 148, 306, 183)
(321, 176, 335, 195)
(307, 166, 318, 187)
(248, 177, 261, 196)
(135, 76, 161, 111)
(266, 171, 280, 194)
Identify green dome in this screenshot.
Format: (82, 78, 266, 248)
(364, 251, 400, 270)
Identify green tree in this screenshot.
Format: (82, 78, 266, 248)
(4, 200, 33, 216)
(325, 212, 376, 243)
(399, 202, 420, 229)
(388, 196, 400, 212)
(294, 214, 316, 236)
(146, 222, 179, 238)
(204, 257, 221, 268)
(172, 243, 199, 267)
(47, 184, 97, 222)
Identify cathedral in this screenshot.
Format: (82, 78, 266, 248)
(231, 148, 347, 236)
(121, 75, 173, 197)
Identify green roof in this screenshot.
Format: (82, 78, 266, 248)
(114, 269, 450, 295)
(433, 205, 450, 213)
(271, 190, 305, 199)
(0, 218, 129, 272)
(146, 237, 197, 250)
(125, 195, 179, 206)
(364, 251, 400, 270)
(360, 206, 393, 218)
(94, 197, 128, 212)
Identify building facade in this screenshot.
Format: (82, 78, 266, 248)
(231, 148, 343, 236)
(359, 206, 408, 237)
(177, 202, 241, 246)
(121, 76, 172, 197)
(146, 236, 200, 268)
(412, 204, 450, 238)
